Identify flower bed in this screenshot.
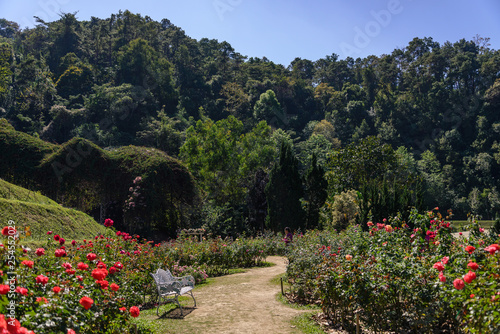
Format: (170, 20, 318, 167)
(0, 222, 286, 333)
(286, 210, 500, 333)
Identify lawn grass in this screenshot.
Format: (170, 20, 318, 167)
(291, 313, 326, 334)
(131, 283, 214, 334)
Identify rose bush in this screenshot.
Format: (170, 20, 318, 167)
(286, 209, 500, 333)
(1, 222, 285, 333)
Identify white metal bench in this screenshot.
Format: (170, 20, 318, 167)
(150, 268, 196, 316)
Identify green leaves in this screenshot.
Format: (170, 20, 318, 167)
(265, 140, 304, 232)
(180, 116, 275, 206)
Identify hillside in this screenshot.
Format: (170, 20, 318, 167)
(0, 11, 499, 234)
(0, 179, 108, 240)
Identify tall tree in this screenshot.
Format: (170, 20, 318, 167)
(265, 140, 304, 232)
(304, 153, 327, 229)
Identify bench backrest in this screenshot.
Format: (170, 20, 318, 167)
(156, 268, 175, 283)
(150, 269, 180, 294)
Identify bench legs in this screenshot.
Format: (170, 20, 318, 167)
(156, 292, 196, 316)
(187, 290, 197, 307)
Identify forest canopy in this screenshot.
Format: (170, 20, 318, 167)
(0, 12, 499, 237)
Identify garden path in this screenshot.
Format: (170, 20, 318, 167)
(180, 256, 308, 334)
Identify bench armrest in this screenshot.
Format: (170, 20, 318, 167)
(157, 281, 182, 294)
(174, 275, 195, 287)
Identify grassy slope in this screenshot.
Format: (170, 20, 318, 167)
(0, 179, 58, 205)
(0, 179, 108, 240)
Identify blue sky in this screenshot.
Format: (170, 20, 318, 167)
(1, 0, 499, 66)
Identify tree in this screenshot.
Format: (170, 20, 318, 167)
(417, 150, 449, 209)
(0, 19, 19, 38)
(220, 82, 251, 120)
(265, 140, 304, 232)
(248, 169, 269, 232)
(0, 43, 12, 97)
(253, 89, 285, 127)
(304, 153, 327, 229)
(116, 38, 155, 86)
(48, 13, 82, 72)
(136, 110, 184, 156)
(180, 116, 275, 206)
(289, 57, 315, 83)
(55, 59, 93, 98)
(326, 136, 397, 194)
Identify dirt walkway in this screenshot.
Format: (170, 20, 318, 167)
(180, 256, 308, 334)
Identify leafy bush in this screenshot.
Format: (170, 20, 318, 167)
(321, 190, 359, 231)
(0, 222, 285, 333)
(286, 209, 500, 333)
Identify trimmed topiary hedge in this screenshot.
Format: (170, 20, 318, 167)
(0, 119, 199, 238)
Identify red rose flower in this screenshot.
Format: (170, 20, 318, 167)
(433, 262, 445, 272)
(453, 278, 465, 290)
(66, 269, 76, 275)
(441, 256, 449, 264)
(79, 296, 94, 310)
(114, 261, 123, 270)
(109, 266, 117, 274)
(71, 240, 77, 246)
(77, 262, 89, 270)
(97, 261, 107, 269)
(96, 280, 109, 289)
(464, 271, 476, 284)
(467, 262, 479, 271)
(104, 218, 114, 227)
(53, 286, 61, 294)
(1, 226, 15, 236)
(86, 253, 97, 261)
(62, 262, 72, 269)
(35, 274, 49, 285)
(35, 248, 45, 256)
(110, 283, 119, 291)
(119, 307, 127, 312)
(68, 329, 76, 334)
(0, 314, 6, 328)
(59, 238, 66, 245)
(465, 245, 475, 254)
(129, 306, 140, 317)
(439, 272, 446, 282)
(15, 287, 28, 296)
(55, 249, 67, 257)
(0, 285, 9, 294)
(21, 260, 34, 268)
(77, 275, 83, 281)
(91, 268, 108, 280)
(485, 244, 500, 255)
(53, 234, 60, 241)
(6, 317, 20, 332)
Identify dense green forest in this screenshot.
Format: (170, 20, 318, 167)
(0, 11, 499, 238)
